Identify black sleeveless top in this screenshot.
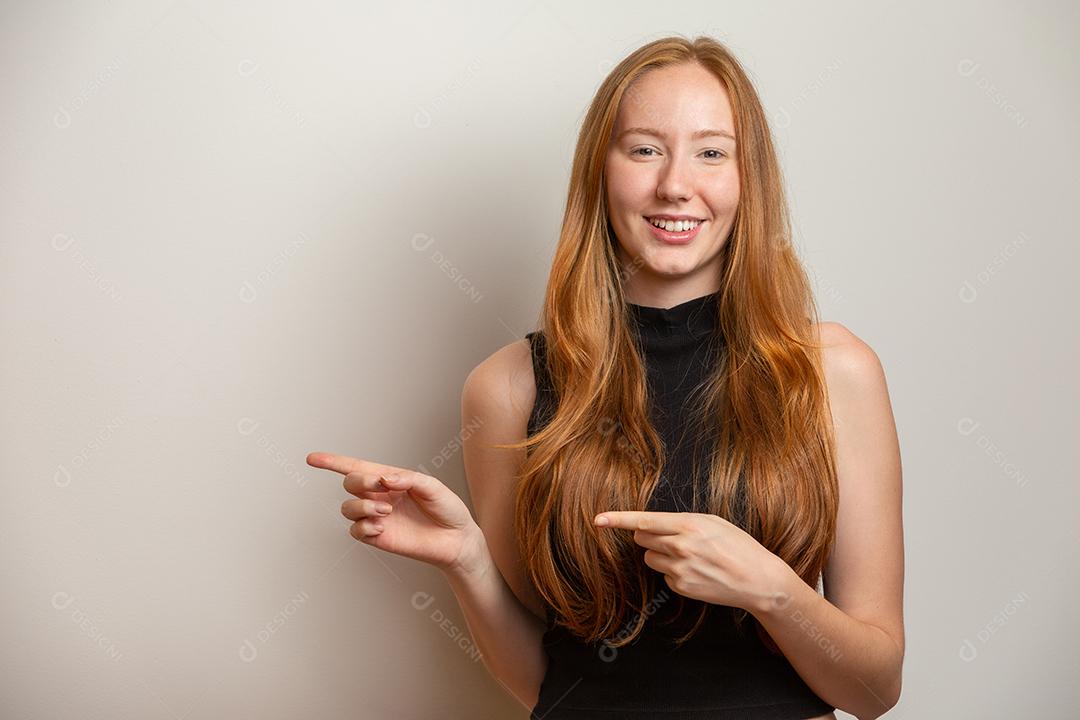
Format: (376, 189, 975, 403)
(524, 291, 835, 719)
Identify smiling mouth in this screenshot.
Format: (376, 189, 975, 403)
(643, 216, 705, 243)
(643, 215, 706, 230)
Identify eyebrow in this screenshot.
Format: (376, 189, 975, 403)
(617, 126, 735, 142)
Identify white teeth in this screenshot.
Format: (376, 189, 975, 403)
(648, 217, 701, 232)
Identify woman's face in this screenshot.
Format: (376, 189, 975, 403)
(604, 61, 740, 303)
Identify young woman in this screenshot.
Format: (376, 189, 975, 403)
(308, 35, 904, 720)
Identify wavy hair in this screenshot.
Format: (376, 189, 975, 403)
(495, 34, 839, 654)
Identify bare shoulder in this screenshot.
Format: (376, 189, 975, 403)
(461, 336, 537, 425)
(814, 321, 884, 381)
(460, 334, 548, 620)
(814, 322, 905, 664)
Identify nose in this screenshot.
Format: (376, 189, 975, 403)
(655, 154, 693, 203)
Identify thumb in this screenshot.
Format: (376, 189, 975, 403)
(380, 471, 468, 528)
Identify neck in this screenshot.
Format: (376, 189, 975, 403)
(622, 283, 722, 311)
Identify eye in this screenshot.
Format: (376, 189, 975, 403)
(630, 147, 728, 159)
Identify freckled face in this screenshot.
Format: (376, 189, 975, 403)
(604, 61, 740, 292)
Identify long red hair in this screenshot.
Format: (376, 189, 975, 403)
(495, 34, 838, 654)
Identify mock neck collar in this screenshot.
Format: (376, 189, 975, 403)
(626, 290, 721, 339)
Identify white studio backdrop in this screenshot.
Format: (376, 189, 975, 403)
(2, 0, 1077, 718)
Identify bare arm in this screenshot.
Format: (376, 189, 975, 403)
(442, 533, 547, 710)
(750, 322, 905, 719)
(445, 339, 550, 710)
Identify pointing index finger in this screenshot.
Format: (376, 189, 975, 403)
(306, 452, 396, 478)
(594, 511, 681, 534)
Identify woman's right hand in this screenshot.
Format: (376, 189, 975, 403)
(306, 451, 487, 576)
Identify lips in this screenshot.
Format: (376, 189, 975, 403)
(643, 216, 704, 244)
(644, 215, 705, 222)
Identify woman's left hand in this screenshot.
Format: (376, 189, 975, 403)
(594, 511, 790, 612)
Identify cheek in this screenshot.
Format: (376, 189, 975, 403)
(605, 156, 654, 209)
(719, 190, 740, 214)
(706, 173, 740, 214)
(722, 165, 741, 206)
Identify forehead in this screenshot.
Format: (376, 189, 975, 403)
(613, 62, 735, 137)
